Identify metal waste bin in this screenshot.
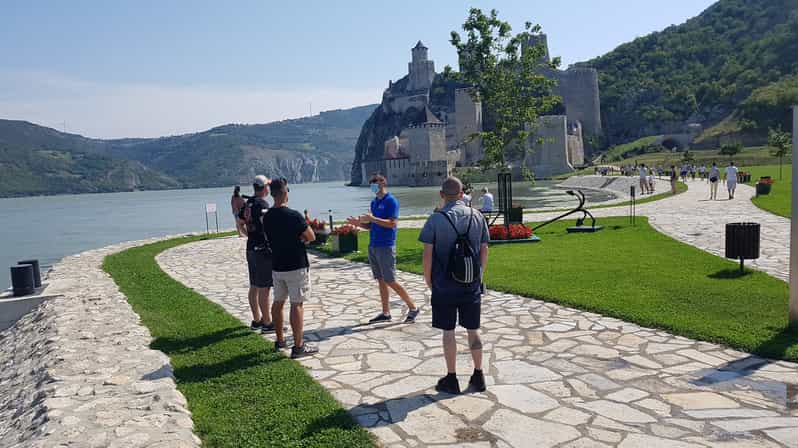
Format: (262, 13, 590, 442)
(725, 222, 760, 271)
(10, 265, 35, 297)
(17, 259, 41, 287)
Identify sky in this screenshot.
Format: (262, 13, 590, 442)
(0, 0, 717, 139)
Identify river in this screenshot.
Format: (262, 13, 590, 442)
(0, 180, 613, 290)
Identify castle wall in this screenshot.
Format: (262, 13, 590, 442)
(382, 92, 429, 115)
(454, 88, 483, 165)
(402, 124, 447, 162)
(410, 160, 451, 187)
(557, 68, 602, 138)
(524, 115, 574, 178)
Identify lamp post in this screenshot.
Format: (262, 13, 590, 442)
(790, 106, 798, 327)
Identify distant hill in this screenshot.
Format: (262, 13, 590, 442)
(0, 104, 376, 197)
(586, 0, 798, 144)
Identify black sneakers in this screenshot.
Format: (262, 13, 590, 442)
(274, 339, 287, 350)
(368, 313, 392, 324)
(435, 374, 461, 395)
(404, 307, 420, 323)
(250, 320, 263, 330)
(291, 344, 319, 359)
(469, 369, 486, 392)
(260, 323, 276, 334)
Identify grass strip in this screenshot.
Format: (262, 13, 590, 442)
(103, 234, 374, 448)
(743, 164, 792, 218)
(319, 217, 796, 361)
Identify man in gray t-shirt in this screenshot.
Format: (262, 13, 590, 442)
(419, 176, 489, 395)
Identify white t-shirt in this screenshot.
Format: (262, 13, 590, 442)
(726, 166, 738, 182)
(639, 167, 648, 179)
(463, 193, 472, 206)
(482, 192, 494, 211)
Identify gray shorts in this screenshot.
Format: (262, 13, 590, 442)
(368, 246, 396, 283)
(273, 268, 311, 304)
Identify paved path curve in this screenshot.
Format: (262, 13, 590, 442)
(158, 238, 798, 448)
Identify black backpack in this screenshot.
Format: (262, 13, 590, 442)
(242, 198, 272, 254)
(438, 208, 481, 286)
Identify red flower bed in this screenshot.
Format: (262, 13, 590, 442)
(331, 224, 359, 236)
(306, 218, 327, 231)
(489, 224, 532, 241)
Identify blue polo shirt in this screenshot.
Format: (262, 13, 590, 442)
(370, 193, 399, 247)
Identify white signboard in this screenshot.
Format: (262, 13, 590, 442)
(205, 203, 217, 213)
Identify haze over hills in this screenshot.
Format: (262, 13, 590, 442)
(0, 105, 376, 197)
(587, 0, 798, 144)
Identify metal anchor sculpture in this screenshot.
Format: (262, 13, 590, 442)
(532, 190, 603, 233)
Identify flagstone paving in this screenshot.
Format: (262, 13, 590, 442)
(158, 237, 798, 448)
(402, 179, 791, 282)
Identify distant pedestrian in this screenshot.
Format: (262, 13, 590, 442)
(263, 178, 319, 358)
(725, 161, 739, 200)
(480, 187, 494, 212)
(239, 175, 275, 332)
(347, 174, 420, 324)
(709, 162, 720, 200)
(647, 171, 655, 193)
(463, 187, 473, 207)
(232, 186, 247, 237)
(670, 165, 678, 194)
(639, 164, 649, 195)
(419, 177, 489, 394)
(699, 164, 706, 181)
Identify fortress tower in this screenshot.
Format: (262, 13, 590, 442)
(454, 88, 484, 165)
(407, 41, 435, 92)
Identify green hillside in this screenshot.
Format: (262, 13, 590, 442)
(587, 0, 798, 144)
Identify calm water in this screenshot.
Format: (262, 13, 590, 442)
(0, 181, 612, 290)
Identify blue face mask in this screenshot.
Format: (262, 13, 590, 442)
(370, 183, 380, 194)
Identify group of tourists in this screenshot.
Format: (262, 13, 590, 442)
(230, 174, 490, 394)
(706, 161, 738, 200)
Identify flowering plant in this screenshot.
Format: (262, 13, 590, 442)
(489, 224, 532, 241)
(759, 177, 774, 185)
(331, 224, 359, 236)
(306, 218, 327, 232)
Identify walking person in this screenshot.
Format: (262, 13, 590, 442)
(725, 161, 739, 199)
(262, 178, 319, 358)
(239, 175, 275, 332)
(232, 186, 247, 237)
(639, 164, 649, 195)
(419, 177, 489, 394)
(670, 165, 678, 194)
(347, 174, 420, 323)
(708, 162, 720, 200)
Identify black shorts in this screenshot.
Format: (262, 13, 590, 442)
(431, 297, 481, 331)
(246, 249, 273, 288)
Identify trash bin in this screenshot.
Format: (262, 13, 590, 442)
(756, 182, 772, 196)
(725, 222, 760, 271)
(10, 265, 35, 297)
(17, 259, 41, 288)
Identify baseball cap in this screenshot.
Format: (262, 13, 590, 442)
(253, 175, 268, 188)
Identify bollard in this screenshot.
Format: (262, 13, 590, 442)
(17, 259, 41, 288)
(10, 265, 35, 297)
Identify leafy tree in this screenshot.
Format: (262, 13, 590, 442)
(682, 150, 696, 164)
(446, 8, 561, 169)
(719, 142, 743, 159)
(767, 127, 792, 180)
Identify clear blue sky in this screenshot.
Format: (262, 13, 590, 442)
(0, 0, 716, 138)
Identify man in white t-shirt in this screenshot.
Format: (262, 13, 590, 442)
(639, 164, 649, 195)
(708, 163, 721, 200)
(725, 161, 739, 199)
(480, 187, 494, 212)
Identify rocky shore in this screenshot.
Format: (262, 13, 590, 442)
(0, 237, 199, 448)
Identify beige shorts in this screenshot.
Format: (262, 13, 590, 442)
(273, 268, 311, 304)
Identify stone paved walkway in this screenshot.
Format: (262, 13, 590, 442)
(403, 179, 791, 281)
(158, 237, 798, 448)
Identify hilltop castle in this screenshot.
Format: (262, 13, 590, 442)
(352, 37, 602, 185)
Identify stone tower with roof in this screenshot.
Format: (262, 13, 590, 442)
(407, 41, 435, 92)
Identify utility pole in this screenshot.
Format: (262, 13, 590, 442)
(790, 105, 798, 327)
(309, 102, 312, 117)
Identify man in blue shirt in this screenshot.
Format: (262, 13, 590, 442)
(347, 174, 420, 323)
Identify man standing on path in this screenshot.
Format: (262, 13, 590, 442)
(347, 174, 420, 324)
(262, 178, 318, 359)
(639, 163, 649, 195)
(725, 161, 739, 199)
(239, 175, 275, 333)
(419, 177, 489, 394)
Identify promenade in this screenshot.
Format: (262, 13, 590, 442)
(158, 204, 798, 448)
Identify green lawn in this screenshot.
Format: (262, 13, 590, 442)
(319, 218, 797, 361)
(743, 164, 792, 218)
(104, 235, 374, 448)
(615, 146, 787, 170)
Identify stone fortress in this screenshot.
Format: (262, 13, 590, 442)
(352, 36, 602, 186)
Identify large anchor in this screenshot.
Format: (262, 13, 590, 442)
(532, 190, 603, 233)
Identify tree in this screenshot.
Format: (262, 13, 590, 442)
(719, 142, 742, 160)
(682, 150, 696, 164)
(447, 8, 561, 169)
(767, 127, 792, 180)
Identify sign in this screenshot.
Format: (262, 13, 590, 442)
(205, 203, 217, 213)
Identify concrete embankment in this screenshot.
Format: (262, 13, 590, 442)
(0, 237, 200, 448)
(557, 175, 645, 199)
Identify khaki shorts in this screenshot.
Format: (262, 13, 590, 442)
(273, 268, 311, 304)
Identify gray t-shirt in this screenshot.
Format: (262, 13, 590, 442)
(419, 200, 489, 300)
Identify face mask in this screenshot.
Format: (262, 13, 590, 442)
(370, 183, 380, 194)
